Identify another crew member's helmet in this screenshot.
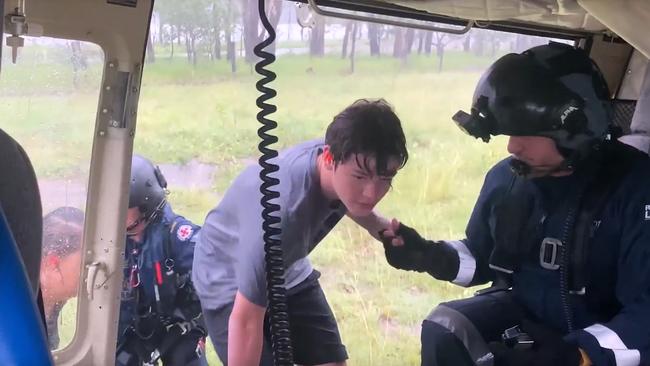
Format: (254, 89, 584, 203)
(128, 154, 167, 224)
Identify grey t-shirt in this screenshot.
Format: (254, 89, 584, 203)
(193, 139, 347, 309)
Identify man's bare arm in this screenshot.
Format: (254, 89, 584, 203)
(228, 291, 266, 366)
(347, 211, 391, 240)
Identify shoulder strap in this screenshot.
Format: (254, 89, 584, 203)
(488, 173, 534, 280)
(164, 220, 179, 262)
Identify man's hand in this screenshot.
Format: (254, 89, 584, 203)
(379, 219, 432, 272)
(489, 320, 582, 366)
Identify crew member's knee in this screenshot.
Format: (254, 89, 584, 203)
(421, 317, 458, 349)
(424, 303, 468, 335)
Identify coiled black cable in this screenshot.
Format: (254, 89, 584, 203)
(254, 0, 293, 365)
(558, 193, 582, 333)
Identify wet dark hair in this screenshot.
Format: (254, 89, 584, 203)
(42, 207, 84, 258)
(325, 98, 408, 175)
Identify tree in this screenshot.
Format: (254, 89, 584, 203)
(154, 0, 178, 58)
(341, 21, 353, 59)
(243, 0, 282, 63)
(392, 27, 404, 58)
(368, 23, 381, 57)
(431, 32, 453, 72)
(224, 0, 240, 72)
(404, 28, 415, 55)
(309, 15, 325, 57)
(472, 29, 486, 56)
(165, 0, 215, 66)
(145, 32, 156, 64)
(424, 31, 433, 55)
(463, 31, 472, 52)
(208, 1, 224, 61)
(392, 27, 415, 62)
(349, 22, 358, 73)
(69, 41, 87, 89)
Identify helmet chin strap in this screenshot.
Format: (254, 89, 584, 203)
(509, 158, 573, 178)
(126, 199, 167, 237)
(144, 199, 167, 224)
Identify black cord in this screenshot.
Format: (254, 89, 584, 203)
(558, 195, 581, 332)
(254, 0, 294, 365)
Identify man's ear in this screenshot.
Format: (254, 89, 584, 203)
(43, 254, 60, 269)
(322, 146, 335, 170)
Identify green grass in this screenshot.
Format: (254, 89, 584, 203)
(2, 43, 509, 365)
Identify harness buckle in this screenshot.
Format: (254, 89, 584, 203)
(539, 237, 562, 270)
(165, 321, 190, 335)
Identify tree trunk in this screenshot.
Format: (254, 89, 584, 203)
(368, 23, 380, 57)
(146, 32, 156, 64)
(243, 0, 260, 62)
(158, 14, 164, 46)
(69, 41, 87, 89)
(225, 29, 234, 61)
(244, 0, 282, 62)
(214, 28, 222, 60)
(170, 26, 175, 59)
(341, 21, 352, 59)
(424, 32, 433, 55)
(230, 40, 237, 73)
(437, 43, 445, 72)
(393, 27, 404, 58)
(191, 35, 197, 66)
(463, 32, 471, 52)
(267, 0, 282, 55)
(489, 39, 498, 57)
(349, 22, 358, 73)
(225, 0, 235, 69)
(185, 32, 192, 63)
(309, 16, 325, 57)
(473, 31, 485, 56)
(405, 28, 415, 55)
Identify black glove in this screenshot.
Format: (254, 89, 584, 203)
(380, 223, 433, 272)
(489, 320, 581, 366)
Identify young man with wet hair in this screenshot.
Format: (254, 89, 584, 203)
(193, 98, 409, 366)
(382, 43, 650, 366)
(40, 206, 85, 350)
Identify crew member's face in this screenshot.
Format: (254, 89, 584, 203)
(331, 153, 400, 216)
(507, 136, 565, 177)
(125, 207, 147, 237)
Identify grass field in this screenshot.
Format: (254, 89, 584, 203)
(1, 41, 509, 365)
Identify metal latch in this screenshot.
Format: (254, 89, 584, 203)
(86, 261, 109, 300)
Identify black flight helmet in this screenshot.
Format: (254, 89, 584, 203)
(129, 155, 167, 225)
(452, 42, 611, 171)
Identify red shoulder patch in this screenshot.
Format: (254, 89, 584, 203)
(176, 224, 194, 241)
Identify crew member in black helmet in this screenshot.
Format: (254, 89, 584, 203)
(381, 43, 650, 366)
(116, 155, 207, 366)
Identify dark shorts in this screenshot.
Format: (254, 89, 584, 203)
(203, 270, 348, 366)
